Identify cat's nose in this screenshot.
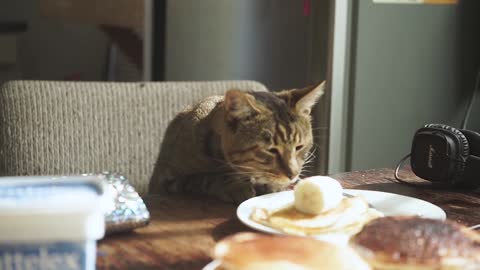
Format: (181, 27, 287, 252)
(284, 167, 300, 180)
(291, 175, 300, 182)
(286, 162, 301, 179)
(281, 151, 300, 180)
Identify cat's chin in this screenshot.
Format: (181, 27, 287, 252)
(252, 178, 291, 195)
(254, 183, 287, 195)
(270, 185, 290, 193)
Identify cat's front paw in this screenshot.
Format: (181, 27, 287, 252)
(219, 182, 256, 204)
(254, 184, 275, 195)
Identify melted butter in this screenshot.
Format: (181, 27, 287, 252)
(273, 205, 318, 220)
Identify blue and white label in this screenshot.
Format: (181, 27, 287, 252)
(0, 242, 86, 270)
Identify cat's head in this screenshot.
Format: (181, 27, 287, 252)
(221, 81, 325, 191)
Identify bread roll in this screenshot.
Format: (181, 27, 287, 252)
(294, 176, 343, 215)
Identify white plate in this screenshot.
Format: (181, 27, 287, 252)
(237, 189, 446, 238)
(202, 259, 221, 270)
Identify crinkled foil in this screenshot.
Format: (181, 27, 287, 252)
(98, 172, 150, 234)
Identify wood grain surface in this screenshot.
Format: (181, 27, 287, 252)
(96, 168, 480, 270)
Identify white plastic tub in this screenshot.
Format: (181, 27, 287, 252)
(0, 175, 109, 270)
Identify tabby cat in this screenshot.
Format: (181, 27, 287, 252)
(149, 81, 325, 203)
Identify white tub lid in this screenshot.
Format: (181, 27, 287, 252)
(0, 175, 109, 241)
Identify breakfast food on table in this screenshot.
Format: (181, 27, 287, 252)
(212, 232, 371, 270)
(294, 176, 343, 214)
(351, 216, 480, 270)
(250, 176, 383, 237)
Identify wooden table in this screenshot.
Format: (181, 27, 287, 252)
(96, 168, 480, 270)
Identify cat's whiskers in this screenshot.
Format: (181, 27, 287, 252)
(230, 165, 259, 173)
(302, 166, 313, 173)
(311, 142, 322, 153)
(209, 158, 267, 176)
(304, 154, 316, 163)
(222, 171, 261, 178)
(304, 157, 315, 166)
(210, 159, 282, 183)
(299, 165, 313, 175)
(299, 171, 311, 178)
(302, 158, 314, 166)
(228, 163, 272, 174)
(311, 127, 328, 131)
(229, 163, 255, 169)
(307, 149, 317, 157)
(210, 158, 238, 169)
(300, 166, 313, 172)
(221, 170, 276, 180)
(298, 147, 316, 180)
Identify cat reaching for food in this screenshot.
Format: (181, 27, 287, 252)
(149, 81, 325, 204)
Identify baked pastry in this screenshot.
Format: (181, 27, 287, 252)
(351, 216, 480, 270)
(212, 232, 371, 270)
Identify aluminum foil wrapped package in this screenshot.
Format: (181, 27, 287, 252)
(96, 172, 150, 234)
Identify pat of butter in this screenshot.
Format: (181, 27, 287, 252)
(0, 175, 109, 270)
(294, 176, 343, 215)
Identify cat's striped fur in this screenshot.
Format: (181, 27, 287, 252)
(149, 81, 325, 203)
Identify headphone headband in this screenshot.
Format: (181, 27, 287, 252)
(459, 129, 480, 183)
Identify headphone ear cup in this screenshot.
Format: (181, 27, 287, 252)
(460, 129, 480, 156)
(423, 124, 470, 158)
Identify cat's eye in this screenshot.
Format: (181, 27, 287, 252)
(295, 145, 304, 151)
(268, 148, 280, 155)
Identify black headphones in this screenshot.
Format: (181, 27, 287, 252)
(395, 124, 480, 188)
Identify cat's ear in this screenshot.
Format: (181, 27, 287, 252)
(224, 89, 262, 121)
(277, 81, 326, 115)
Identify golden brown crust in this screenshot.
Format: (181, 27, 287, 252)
(351, 216, 480, 267)
(214, 232, 371, 270)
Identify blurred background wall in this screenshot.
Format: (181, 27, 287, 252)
(164, 0, 329, 91)
(0, 0, 108, 82)
(337, 1, 480, 172)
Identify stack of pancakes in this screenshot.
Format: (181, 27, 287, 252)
(212, 232, 371, 270)
(211, 217, 480, 270)
(250, 195, 383, 238)
(250, 177, 383, 240)
(351, 216, 480, 270)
